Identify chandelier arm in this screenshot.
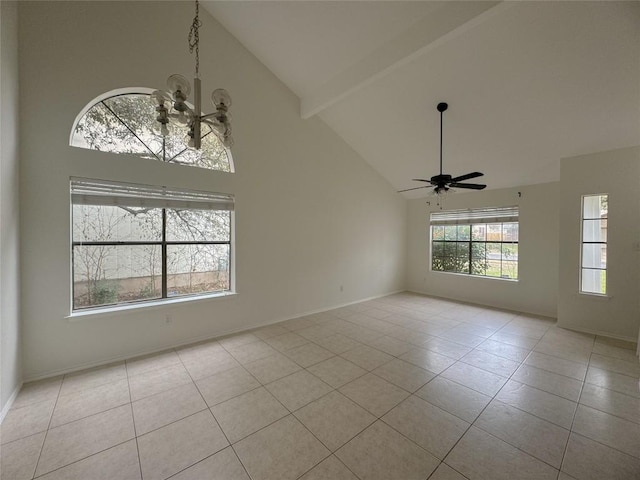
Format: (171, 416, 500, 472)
(202, 119, 230, 141)
(201, 118, 222, 133)
(201, 112, 222, 121)
(168, 107, 195, 120)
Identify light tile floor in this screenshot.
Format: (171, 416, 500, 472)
(2, 293, 639, 480)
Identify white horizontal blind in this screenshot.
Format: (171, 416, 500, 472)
(431, 206, 518, 225)
(70, 178, 234, 211)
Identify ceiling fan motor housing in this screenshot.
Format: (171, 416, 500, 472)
(430, 174, 452, 185)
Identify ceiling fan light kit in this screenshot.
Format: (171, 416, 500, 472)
(399, 102, 486, 200)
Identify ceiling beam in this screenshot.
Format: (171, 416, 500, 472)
(300, 1, 509, 119)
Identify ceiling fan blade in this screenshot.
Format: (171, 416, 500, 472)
(398, 185, 433, 193)
(411, 179, 432, 183)
(449, 183, 486, 190)
(451, 172, 483, 182)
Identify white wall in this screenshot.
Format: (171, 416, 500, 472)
(1, 1, 22, 412)
(407, 182, 559, 318)
(558, 147, 640, 341)
(18, 1, 406, 379)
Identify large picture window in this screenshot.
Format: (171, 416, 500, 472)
(430, 207, 519, 280)
(580, 194, 607, 295)
(71, 178, 233, 310)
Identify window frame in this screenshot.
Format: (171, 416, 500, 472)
(69, 88, 235, 173)
(429, 207, 519, 281)
(579, 193, 608, 296)
(70, 178, 234, 312)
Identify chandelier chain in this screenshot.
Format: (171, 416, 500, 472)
(188, 0, 201, 75)
(153, 0, 233, 149)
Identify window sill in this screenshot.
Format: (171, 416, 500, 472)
(430, 271, 518, 282)
(575, 292, 613, 302)
(66, 291, 238, 322)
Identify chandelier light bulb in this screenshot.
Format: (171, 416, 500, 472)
(152, 122, 170, 138)
(212, 89, 232, 109)
(176, 110, 190, 126)
(187, 134, 197, 149)
(167, 74, 191, 97)
(150, 90, 171, 106)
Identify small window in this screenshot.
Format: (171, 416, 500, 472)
(580, 194, 607, 295)
(71, 178, 234, 310)
(70, 91, 233, 172)
(430, 207, 519, 280)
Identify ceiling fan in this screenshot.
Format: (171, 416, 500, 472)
(399, 102, 486, 195)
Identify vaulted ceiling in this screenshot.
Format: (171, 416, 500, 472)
(203, 1, 640, 197)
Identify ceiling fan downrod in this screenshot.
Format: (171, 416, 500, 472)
(437, 102, 447, 177)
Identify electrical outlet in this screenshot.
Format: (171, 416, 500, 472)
(165, 313, 173, 325)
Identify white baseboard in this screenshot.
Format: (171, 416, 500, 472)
(23, 290, 406, 383)
(557, 324, 639, 346)
(0, 382, 23, 424)
(406, 289, 557, 320)
(408, 290, 638, 358)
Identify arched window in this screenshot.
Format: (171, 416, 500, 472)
(70, 89, 234, 173)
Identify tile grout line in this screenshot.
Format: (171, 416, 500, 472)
(427, 463, 470, 480)
(321, 319, 528, 477)
(295, 454, 363, 480)
(125, 358, 145, 480)
(38, 379, 132, 432)
(27, 370, 139, 478)
(375, 396, 459, 477)
(30, 439, 136, 479)
(288, 415, 347, 480)
(439, 371, 574, 429)
(175, 345, 255, 480)
(434, 344, 589, 420)
(558, 345, 640, 465)
(29, 375, 63, 479)
(431, 362, 640, 457)
(557, 340, 594, 480)
(287, 362, 381, 480)
(575, 398, 640, 426)
(561, 430, 640, 463)
(193, 333, 383, 480)
(436, 325, 561, 477)
(183, 342, 348, 423)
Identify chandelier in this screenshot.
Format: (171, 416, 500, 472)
(151, 0, 233, 150)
